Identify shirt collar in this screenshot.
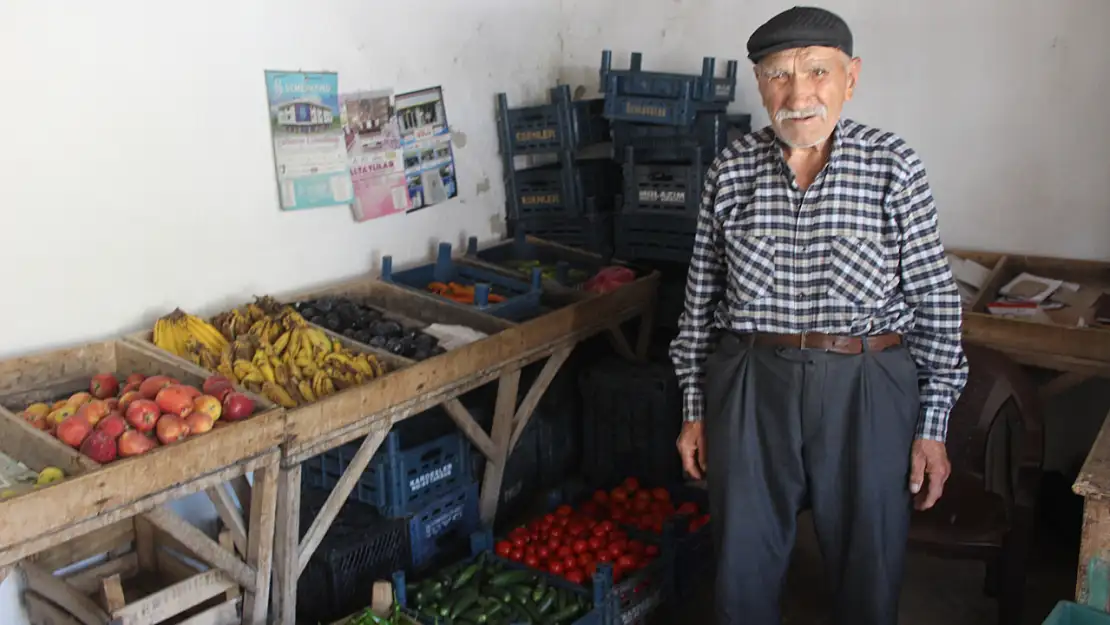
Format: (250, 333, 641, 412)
(774, 118, 846, 176)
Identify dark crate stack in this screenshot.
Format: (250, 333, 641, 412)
(496, 84, 618, 255)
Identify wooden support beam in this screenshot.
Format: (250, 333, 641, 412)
(442, 398, 497, 461)
(509, 346, 573, 453)
(110, 569, 236, 625)
(243, 462, 278, 625)
(480, 369, 521, 523)
(62, 553, 139, 596)
(206, 484, 248, 557)
(24, 590, 82, 625)
(274, 466, 301, 625)
(606, 326, 637, 361)
(297, 425, 389, 576)
(177, 597, 241, 625)
(20, 561, 109, 625)
(1040, 371, 1090, 399)
(133, 516, 157, 574)
(100, 573, 126, 614)
(229, 476, 252, 524)
(142, 507, 253, 590)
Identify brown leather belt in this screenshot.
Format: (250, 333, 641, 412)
(739, 331, 902, 354)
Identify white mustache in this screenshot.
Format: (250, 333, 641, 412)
(776, 106, 827, 121)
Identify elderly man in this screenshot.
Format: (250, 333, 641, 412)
(670, 6, 968, 624)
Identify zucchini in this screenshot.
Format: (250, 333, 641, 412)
(515, 598, 544, 623)
(531, 577, 548, 602)
(509, 585, 533, 602)
(453, 563, 482, 589)
(488, 570, 533, 587)
(450, 587, 481, 619)
(537, 587, 558, 614)
(548, 603, 585, 624)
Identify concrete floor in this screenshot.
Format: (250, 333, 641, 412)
(663, 506, 1078, 625)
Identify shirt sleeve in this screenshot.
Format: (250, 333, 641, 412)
(892, 160, 969, 442)
(669, 159, 727, 422)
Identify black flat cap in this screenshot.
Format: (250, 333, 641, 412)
(746, 6, 853, 63)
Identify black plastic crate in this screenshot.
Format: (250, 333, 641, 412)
(612, 112, 752, 164)
(506, 156, 621, 219)
(622, 149, 706, 218)
(614, 213, 698, 264)
(297, 485, 412, 624)
(652, 261, 690, 330)
(497, 84, 610, 157)
(600, 50, 738, 105)
(508, 210, 615, 256)
(579, 358, 685, 487)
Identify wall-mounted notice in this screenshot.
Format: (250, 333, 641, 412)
(341, 89, 410, 222)
(395, 86, 458, 212)
(264, 70, 353, 211)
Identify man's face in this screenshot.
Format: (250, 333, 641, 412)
(754, 47, 860, 149)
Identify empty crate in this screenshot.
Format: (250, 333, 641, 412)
(612, 112, 752, 163)
(505, 156, 621, 219)
(622, 149, 706, 218)
(496, 84, 609, 157)
(614, 213, 699, 264)
(600, 50, 739, 126)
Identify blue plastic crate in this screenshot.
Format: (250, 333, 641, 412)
(600, 50, 738, 105)
(302, 426, 472, 519)
(506, 156, 620, 219)
(497, 85, 610, 157)
(464, 233, 618, 288)
(613, 213, 698, 264)
(1042, 602, 1110, 625)
(381, 242, 544, 321)
(612, 112, 752, 163)
(409, 481, 482, 569)
(621, 147, 706, 218)
(507, 209, 615, 257)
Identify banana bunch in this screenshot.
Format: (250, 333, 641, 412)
(153, 308, 229, 369)
(208, 296, 387, 408)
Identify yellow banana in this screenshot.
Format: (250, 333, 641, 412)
(299, 332, 315, 359)
(262, 382, 297, 408)
(305, 327, 333, 354)
(259, 361, 276, 383)
(186, 315, 228, 353)
(274, 363, 290, 385)
(296, 379, 317, 403)
(273, 330, 291, 356)
(349, 354, 374, 376)
(217, 361, 238, 384)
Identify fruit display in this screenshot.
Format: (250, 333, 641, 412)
(501, 260, 591, 284)
(152, 297, 388, 408)
(573, 477, 710, 535)
(293, 297, 445, 361)
(0, 461, 66, 500)
(13, 373, 255, 464)
(406, 551, 595, 624)
(427, 281, 506, 305)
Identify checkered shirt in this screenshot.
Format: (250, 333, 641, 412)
(669, 119, 968, 442)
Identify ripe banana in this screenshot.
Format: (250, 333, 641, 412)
(297, 379, 317, 403)
(262, 381, 297, 408)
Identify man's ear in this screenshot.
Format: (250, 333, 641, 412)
(845, 57, 862, 99)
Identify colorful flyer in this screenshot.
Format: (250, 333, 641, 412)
(341, 89, 411, 222)
(264, 70, 354, 211)
(395, 87, 458, 211)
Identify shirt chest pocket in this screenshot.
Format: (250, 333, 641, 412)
(723, 225, 777, 303)
(827, 235, 888, 305)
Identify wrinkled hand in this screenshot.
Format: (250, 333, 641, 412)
(909, 439, 950, 510)
(677, 421, 708, 480)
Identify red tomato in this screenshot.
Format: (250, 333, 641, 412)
(529, 519, 544, 531)
(547, 538, 562, 552)
(564, 555, 578, 570)
(591, 524, 608, 537)
(525, 554, 540, 568)
(610, 508, 627, 523)
(632, 499, 650, 513)
(611, 565, 625, 583)
(651, 487, 670, 502)
(634, 490, 652, 503)
(550, 527, 563, 540)
(608, 543, 624, 558)
(587, 536, 604, 551)
(595, 551, 613, 563)
(510, 548, 524, 561)
(617, 554, 638, 570)
(565, 569, 586, 585)
(579, 502, 599, 517)
(495, 541, 513, 557)
(677, 502, 699, 516)
(556, 516, 570, 528)
(537, 546, 551, 559)
(556, 504, 574, 517)
(610, 531, 627, 543)
(584, 561, 598, 578)
(622, 477, 640, 492)
(577, 552, 594, 567)
(525, 545, 537, 558)
(645, 544, 660, 557)
(557, 545, 574, 558)
(549, 561, 565, 575)
(599, 521, 615, 534)
(512, 535, 527, 548)
(610, 488, 628, 503)
(592, 490, 609, 504)
(544, 513, 556, 523)
(627, 540, 645, 555)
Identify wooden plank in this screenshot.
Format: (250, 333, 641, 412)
(509, 346, 572, 453)
(206, 485, 248, 557)
(24, 590, 82, 625)
(1075, 408, 1110, 498)
(177, 597, 241, 625)
(442, 398, 497, 461)
(1040, 371, 1090, 399)
(134, 516, 157, 573)
(155, 548, 204, 583)
(605, 327, 637, 361)
(31, 520, 134, 573)
(995, 347, 1110, 379)
(967, 255, 1011, 314)
(100, 574, 126, 613)
(110, 569, 236, 625)
(273, 465, 301, 625)
(480, 369, 521, 523)
(138, 508, 253, 590)
(20, 561, 109, 625)
(229, 476, 252, 522)
(297, 425, 389, 576)
(217, 531, 241, 599)
(0, 452, 273, 568)
(242, 461, 278, 625)
(62, 552, 139, 595)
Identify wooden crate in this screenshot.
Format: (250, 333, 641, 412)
(950, 249, 1110, 376)
(18, 518, 248, 625)
(0, 340, 284, 555)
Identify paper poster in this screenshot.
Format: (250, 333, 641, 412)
(341, 89, 411, 222)
(395, 87, 458, 212)
(264, 70, 353, 211)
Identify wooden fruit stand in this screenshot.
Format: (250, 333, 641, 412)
(0, 340, 284, 625)
(256, 269, 659, 625)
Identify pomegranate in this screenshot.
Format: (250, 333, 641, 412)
(125, 399, 160, 432)
(184, 413, 214, 435)
(155, 385, 194, 417)
(75, 399, 111, 426)
(119, 430, 157, 457)
(89, 374, 120, 399)
(80, 430, 118, 463)
(138, 376, 174, 400)
(56, 415, 92, 448)
(96, 413, 128, 439)
(192, 395, 222, 421)
(156, 415, 190, 444)
(221, 392, 254, 421)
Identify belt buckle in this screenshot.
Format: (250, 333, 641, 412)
(799, 330, 808, 350)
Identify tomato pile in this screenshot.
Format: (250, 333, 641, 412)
(495, 504, 660, 585)
(573, 477, 710, 535)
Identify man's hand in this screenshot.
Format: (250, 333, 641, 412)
(909, 439, 950, 510)
(677, 421, 707, 480)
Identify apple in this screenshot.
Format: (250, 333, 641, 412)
(221, 393, 254, 421)
(155, 386, 194, 417)
(138, 376, 174, 400)
(203, 375, 234, 397)
(75, 399, 111, 427)
(89, 373, 120, 399)
(156, 415, 190, 444)
(192, 395, 221, 421)
(125, 373, 145, 386)
(125, 399, 160, 433)
(118, 430, 157, 457)
(80, 430, 118, 463)
(66, 392, 92, 407)
(96, 413, 128, 439)
(184, 413, 214, 436)
(56, 415, 92, 448)
(118, 390, 142, 414)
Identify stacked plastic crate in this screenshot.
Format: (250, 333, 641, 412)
(496, 84, 619, 255)
(601, 50, 752, 330)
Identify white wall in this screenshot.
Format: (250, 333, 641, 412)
(559, 0, 1110, 261)
(0, 0, 563, 621)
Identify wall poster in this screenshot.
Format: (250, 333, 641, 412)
(264, 70, 353, 211)
(395, 86, 458, 212)
(340, 89, 410, 222)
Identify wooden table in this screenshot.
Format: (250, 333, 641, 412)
(268, 273, 659, 624)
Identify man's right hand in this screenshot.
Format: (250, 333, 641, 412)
(677, 421, 708, 480)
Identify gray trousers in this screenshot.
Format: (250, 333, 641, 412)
(704, 333, 920, 625)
